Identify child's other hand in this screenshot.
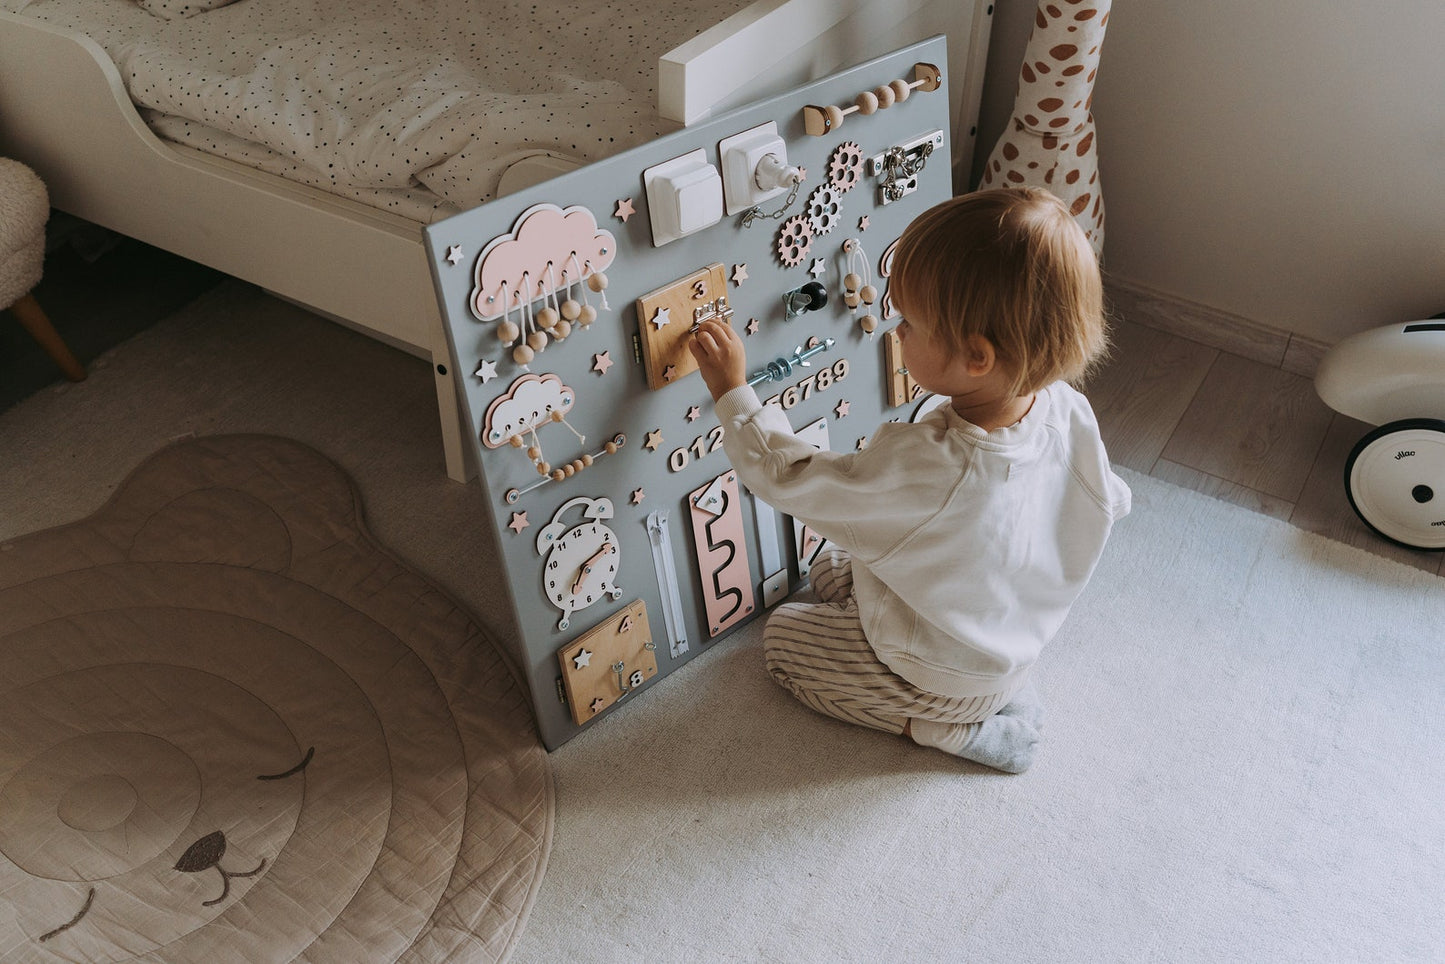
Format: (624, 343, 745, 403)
(689, 318, 748, 401)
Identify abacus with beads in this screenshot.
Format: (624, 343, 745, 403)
(801, 62, 941, 136)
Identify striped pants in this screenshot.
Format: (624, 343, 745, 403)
(763, 550, 1014, 736)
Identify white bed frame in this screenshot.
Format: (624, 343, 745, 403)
(0, 0, 992, 482)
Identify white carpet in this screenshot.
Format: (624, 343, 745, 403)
(513, 466, 1444, 962)
(3, 282, 1442, 962)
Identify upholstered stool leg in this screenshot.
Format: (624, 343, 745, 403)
(9, 292, 86, 382)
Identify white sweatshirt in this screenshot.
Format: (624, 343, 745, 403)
(715, 381, 1131, 699)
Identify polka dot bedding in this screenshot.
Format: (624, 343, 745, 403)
(3, 0, 754, 222)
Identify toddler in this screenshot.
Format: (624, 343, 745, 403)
(689, 187, 1130, 773)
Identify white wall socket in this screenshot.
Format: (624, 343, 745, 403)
(719, 122, 794, 216)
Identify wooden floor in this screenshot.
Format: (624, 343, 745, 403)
(1089, 314, 1445, 577)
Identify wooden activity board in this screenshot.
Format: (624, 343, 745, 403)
(426, 37, 954, 749)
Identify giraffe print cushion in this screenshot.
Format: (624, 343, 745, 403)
(8, 0, 753, 221)
(0, 435, 552, 962)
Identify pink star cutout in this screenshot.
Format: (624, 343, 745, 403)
(731, 263, 748, 287)
(508, 511, 529, 533)
(746, 318, 760, 335)
(856, 437, 869, 451)
(645, 429, 664, 451)
(663, 364, 677, 382)
(858, 215, 870, 231)
(614, 197, 636, 222)
(686, 406, 701, 422)
(797, 166, 808, 182)
(835, 399, 851, 418)
(593, 351, 614, 376)
(631, 488, 645, 505)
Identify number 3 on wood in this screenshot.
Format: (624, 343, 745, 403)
(668, 425, 725, 472)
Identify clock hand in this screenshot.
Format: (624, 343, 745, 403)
(571, 543, 616, 595)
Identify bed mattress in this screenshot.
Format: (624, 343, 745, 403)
(3, 0, 751, 222)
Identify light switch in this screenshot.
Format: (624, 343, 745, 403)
(644, 149, 724, 247)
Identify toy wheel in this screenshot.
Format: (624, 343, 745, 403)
(1343, 418, 1445, 550)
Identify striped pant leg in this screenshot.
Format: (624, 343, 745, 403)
(762, 597, 1014, 737)
(808, 548, 854, 606)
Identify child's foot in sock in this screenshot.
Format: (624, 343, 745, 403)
(995, 681, 1044, 733)
(911, 714, 1040, 773)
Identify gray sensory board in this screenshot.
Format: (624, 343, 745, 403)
(425, 36, 952, 750)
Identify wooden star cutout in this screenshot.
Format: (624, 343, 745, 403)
(614, 197, 636, 222)
(686, 406, 701, 422)
(593, 351, 614, 376)
(507, 511, 529, 533)
(858, 215, 870, 231)
(631, 487, 645, 505)
(645, 429, 664, 451)
(731, 263, 748, 287)
(663, 364, 677, 382)
(446, 244, 464, 265)
(475, 358, 498, 383)
(835, 399, 851, 418)
(651, 306, 672, 329)
(809, 258, 827, 279)
(573, 648, 593, 669)
(590, 697, 606, 713)
(746, 317, 760, 335)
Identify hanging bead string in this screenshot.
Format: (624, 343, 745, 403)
(568, 252, 599, 328)
(583, 258, 610, 310)
(842, 239, 879, 336)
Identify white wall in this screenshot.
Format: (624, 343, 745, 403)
(973, 0, 1445, 345)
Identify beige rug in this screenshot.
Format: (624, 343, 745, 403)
(0, 434, 552, 964)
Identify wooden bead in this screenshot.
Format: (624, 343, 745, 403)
(843, 291, 861, 309)
(536, 306, 559, 330)
(587, 272, 608, 293)
(512, 344, 535, 365)
(562, 463, 575, 477)
(550, 410, 563, 422)
(855, 90, 879, 115)
(552, 320, 572, 342)
(560, 299, 581, 321)
(551, 469, 566, 481)
(536, 461, 551, 476)
(578, 305, 597, 326)
(859, 284, 878, 304)
(843, 272, 862, 291)
(509, 435, 524, 448)
(497, 320, 520, 345)
(527, 330, 548, 352)
(604, 441, 618, 455)
(572, 459, 585, 473)
(526, 445, 541, 459)
(859, 314, 878, 333)
(824, 104, 846, 130)
(581, 454, 594, 467)
(890, 78, 911, 102)
(874, 85, 895, 109)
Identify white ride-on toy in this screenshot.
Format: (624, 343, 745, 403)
(1314, 317, 1445, 550)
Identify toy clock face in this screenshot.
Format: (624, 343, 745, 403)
(543, 521, 620, 629)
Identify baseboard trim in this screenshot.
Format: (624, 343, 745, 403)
(1104, 275, 1330, 379)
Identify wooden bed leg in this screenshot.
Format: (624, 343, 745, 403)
(433, 353, 476, 483)
(10, 292, 87, 382)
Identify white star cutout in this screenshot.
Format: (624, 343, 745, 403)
(809, 258, 827, 279)
(446, 245, 464, 265)
(573, 648, 593, 669)
(475, 358, 498, 383)
(651, 306, 672, 329)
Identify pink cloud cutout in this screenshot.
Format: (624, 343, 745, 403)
(470, 204, 616, 321)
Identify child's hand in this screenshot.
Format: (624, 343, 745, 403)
(689, 318, 748, 401)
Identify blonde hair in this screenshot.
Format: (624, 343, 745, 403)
(889, 187, 1107, 396)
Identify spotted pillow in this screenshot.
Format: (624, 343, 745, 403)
(136, 0, 240, 19)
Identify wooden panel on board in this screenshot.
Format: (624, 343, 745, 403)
(556, 599, 657, 726)
(635, 263, 731, 391)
